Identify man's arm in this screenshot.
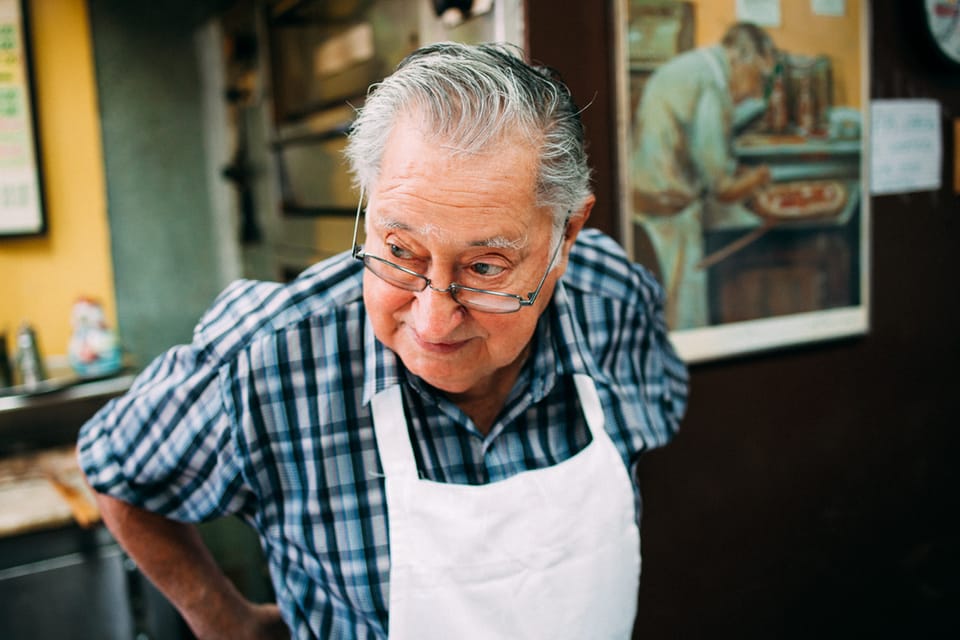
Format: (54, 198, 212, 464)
(689, 85, 773, 204)
(714, 164, 772, 203)
(94, 492, 288, 640)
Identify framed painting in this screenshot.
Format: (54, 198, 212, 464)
(0, 0, 44, 237)
(613, 0, 870, 363)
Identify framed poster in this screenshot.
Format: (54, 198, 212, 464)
(613, 0, 870, 363)
(0, 0, 43, 237)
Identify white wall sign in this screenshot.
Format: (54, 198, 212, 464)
(870, 99, 943, 195)
(736, 0, 782, 27)
(812, 0, 846, 17)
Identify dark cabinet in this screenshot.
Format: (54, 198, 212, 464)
(0, 525, 184, 639)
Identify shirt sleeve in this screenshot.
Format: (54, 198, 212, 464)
(629, 262, 690, 448)
(77, 325, 255, 524)
(564, 229, 689, 452)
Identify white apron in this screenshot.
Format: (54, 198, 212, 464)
(371, 373, 641, 640)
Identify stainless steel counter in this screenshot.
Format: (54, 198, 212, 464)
(0, 370, 185, 638)
(0, 372, 136, 412)
(0, 371, 135, 456)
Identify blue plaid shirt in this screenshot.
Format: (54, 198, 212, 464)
(78, 228, 688, 639)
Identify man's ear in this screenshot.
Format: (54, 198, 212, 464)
(554, 194, 595, 274)
(564, 194, 595, 244)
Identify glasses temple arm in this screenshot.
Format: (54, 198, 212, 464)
(525, 217, 570, 301)
(351, 187, 365, 255)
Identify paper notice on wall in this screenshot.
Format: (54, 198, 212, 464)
(736, 0, 781, 26)
(870, 99, 942, 195)
(812, 0, 845, 17)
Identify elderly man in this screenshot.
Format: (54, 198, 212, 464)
(632, 22, 776, 329)
(78, 42, 688, 639)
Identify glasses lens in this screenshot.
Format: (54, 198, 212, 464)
(453, 289, 522, 314)
(361, 253, 525, 313)
(364, 256, 426, 291)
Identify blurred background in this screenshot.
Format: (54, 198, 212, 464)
(0, 1, 958, 638)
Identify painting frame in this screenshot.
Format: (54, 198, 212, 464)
(0, 0, 45, 238)
(613, 0, 871, 363)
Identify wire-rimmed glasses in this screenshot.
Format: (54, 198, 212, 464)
(351, 191, 565, 314)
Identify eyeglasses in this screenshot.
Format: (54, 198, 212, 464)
(351, 190, 566, 314)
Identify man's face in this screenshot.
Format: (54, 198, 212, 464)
(730, 52, 774, 104)
(361, 117, 585, 400)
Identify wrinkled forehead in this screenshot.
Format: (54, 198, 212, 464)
(373, 113, 540, 192)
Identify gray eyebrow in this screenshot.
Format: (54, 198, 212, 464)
(472, 235, 524, 250)
(376, 216, 526, 250)
(378, 218, 416, 231)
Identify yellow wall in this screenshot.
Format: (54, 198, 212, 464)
(0, 0, 114, 357)
(690, 0, 864, 107)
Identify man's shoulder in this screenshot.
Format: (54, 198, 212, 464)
(566, 228, 664, 305)
(193, 250, 364, 361)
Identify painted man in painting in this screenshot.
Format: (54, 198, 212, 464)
(631, 22, 776, 329)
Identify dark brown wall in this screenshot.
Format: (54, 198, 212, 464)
(527, 1, 960, 637)
(526, 0, 619, 237)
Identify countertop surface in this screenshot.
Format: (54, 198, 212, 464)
(0, 445, 100, 538)
(0, 371, 132, 538)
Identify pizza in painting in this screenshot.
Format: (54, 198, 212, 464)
(749, 180, 848, 221)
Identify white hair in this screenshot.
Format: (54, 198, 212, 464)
(344, 42, 593, 234)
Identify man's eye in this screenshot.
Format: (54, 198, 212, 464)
(471, 262, 505, 276)
(389, 244, 414, 260)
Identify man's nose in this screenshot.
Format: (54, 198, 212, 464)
(411, 278, 465, 339)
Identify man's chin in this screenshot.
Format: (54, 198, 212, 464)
(410, 367, 477, 395)
(397, 355, 479, 394)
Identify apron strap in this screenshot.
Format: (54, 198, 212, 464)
(374, 376, 608, 479)
(572, 373, 607, 441)
(371, 385, 419, 478)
